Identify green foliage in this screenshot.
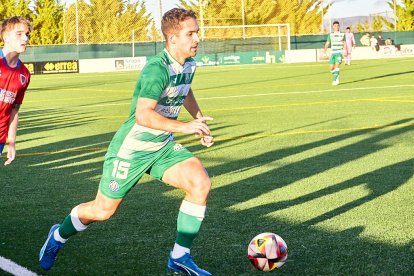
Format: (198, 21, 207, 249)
(62, 0, 152, 43)
(0, 0, 18, 19)
(383, 0, 414, 31)
(2, 0, 153, 44)
(15, 0, 33, 19)
(149, 19, 162, 41)
(62, 0, 89, 44)
(371, 16, 383, 32)
(179, 0, 326, 38)
(0, 0, 33, 46)
(277, 0, 326, 35)
(30, 0, 64, 45)
(123, 1, 152, 42)
(356, 19, 370, 32)
(0, 0, 33, 22)
(1, 0, 412, 45)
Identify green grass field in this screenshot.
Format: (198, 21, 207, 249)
(1, 58, 414, 275)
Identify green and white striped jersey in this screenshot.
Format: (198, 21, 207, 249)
(327, 32, 345, 54)
(107, 49, 196, 159)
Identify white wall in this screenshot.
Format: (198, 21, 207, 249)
(284, 44, 414, 64)
(77, 45, 413, 73)
(284, 49, 317, 63)
(79, 57, 146, 73)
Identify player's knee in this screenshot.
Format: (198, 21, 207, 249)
(93, 208, 116, 221)
(189, 176, 211, 198)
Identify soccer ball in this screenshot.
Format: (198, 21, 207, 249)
(248, 232, 288, 272)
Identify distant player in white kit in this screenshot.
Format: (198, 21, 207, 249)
(344, 27, 356, 65)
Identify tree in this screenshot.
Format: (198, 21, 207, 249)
(120, 1, 152, 42)
(15, 0, 33, 19)
(30, 0, 64, 45)
(0, 0, 17, 19)
(62, 0, 92, 44)
(356, 19, 370, 32)
(0, 0, 33, 21)
(383, 0, 414, 31)
(0, 0, 33, 47)
(371, 16, 384, 32)
(63, 0, 152, 44)
(149, 19, 162, 41)
(179, 0, 328, 37)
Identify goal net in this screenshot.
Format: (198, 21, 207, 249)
(199, 24, 291, 53)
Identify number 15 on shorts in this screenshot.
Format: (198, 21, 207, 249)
(112, 160, 131, 179)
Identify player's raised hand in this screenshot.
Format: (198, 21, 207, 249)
(182, 116, 213, 136)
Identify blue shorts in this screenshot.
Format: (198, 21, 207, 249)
(0, 144, 4, 155)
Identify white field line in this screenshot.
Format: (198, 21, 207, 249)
(0, 256, 38, 276)
(22, 83, 414, 113)
(196, 84, 414, 100)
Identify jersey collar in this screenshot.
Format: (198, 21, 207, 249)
(164, 48, 184, 72)
(0, 49, 21, 69)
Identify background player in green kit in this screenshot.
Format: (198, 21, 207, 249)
(324, 21, 347, 86)
(40, 8, 214, 275)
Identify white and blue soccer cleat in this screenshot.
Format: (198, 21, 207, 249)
(332, 77, 340, 86)
(168, 253, 211, 276)
(39, 224, 64, 271)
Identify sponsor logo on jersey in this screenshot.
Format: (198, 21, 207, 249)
(20, 74, 27, 85)
(0, 89, 16, 104)
(173, 143, 185, 151)
(159, 106, 181, 117)
(165, 97, 185, 105)
(109, 180, 120, 192)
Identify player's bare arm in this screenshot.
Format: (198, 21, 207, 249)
(183, 88, 214, 147)
(136, 97, 212, 137)
(183, 88, 203, 119)
(4, 104, 20, 165)
(324, 41, 329, 53)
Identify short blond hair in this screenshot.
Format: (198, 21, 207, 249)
(1, 16, 32, 41)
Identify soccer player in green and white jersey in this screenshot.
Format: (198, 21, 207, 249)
(39, 8, 213, 275)
(324, 21, 347, 85)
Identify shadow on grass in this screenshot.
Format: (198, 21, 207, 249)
(196, 68, 327, 92)
(28, 72, 137, 93)
(209, 118, 413, 206)
(0, 117, 413, 275)
(342, 70, 414, 84)
(18, 108, 102, 137)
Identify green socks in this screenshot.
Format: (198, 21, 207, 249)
(175, 200, 206, 249)
(58, 205, 88, 239)
(332, 68, 340, 81)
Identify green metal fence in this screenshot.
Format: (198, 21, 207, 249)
(20, 31, 414, 63)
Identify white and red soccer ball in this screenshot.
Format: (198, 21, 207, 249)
(248, 232, 288, 272)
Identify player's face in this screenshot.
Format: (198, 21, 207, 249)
(174, 17, 200, 59)
(333, 23, 340, 32)
(3, 23, 30, 53)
